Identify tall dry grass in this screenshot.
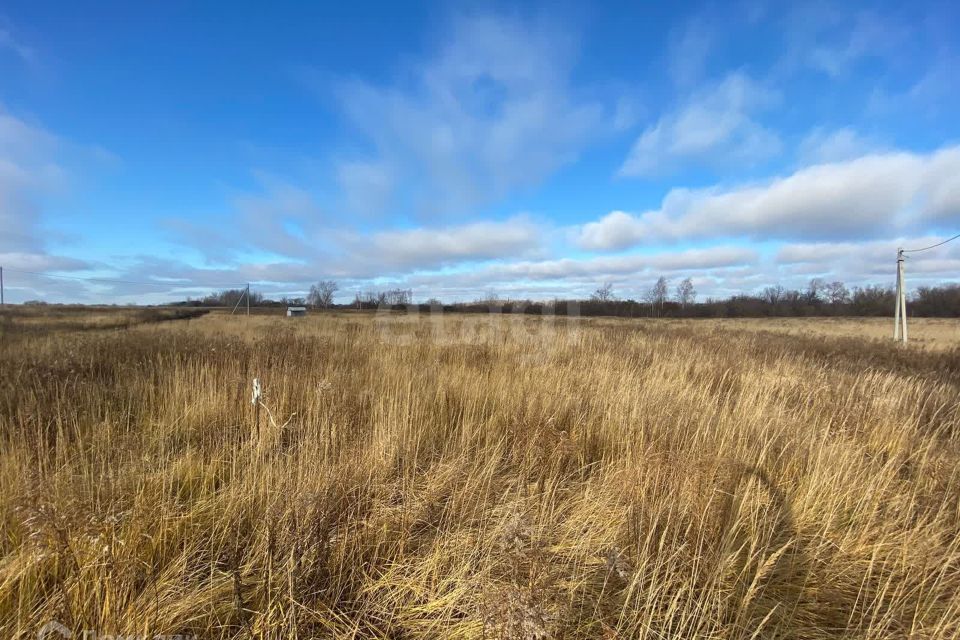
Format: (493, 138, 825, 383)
(0, 309, 958, 638)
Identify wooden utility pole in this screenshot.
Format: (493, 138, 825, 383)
(1, 266, 4, 305)
(894, 249, 907, 343)
(246, 283, 250, 316)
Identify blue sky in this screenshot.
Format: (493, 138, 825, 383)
(1, 1, 959, 303)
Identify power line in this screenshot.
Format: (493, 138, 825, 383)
(902, 233, 960, 254)
(893, 232, 960, 344)
(0, 267, 248, 289)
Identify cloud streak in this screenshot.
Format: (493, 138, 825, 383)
(0, 24, 36, 65)
(619, 72, 781, 177)
(333, 13, 611, 218)
(585, 146, 960, 250)
(365, 216, 543, 269)
(0, 107, 87, 275)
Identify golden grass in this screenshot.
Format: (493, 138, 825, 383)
(1, 310, 958, 638)
(699, 317, 960, 351)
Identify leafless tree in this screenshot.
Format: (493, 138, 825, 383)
(675, 277, 696, 309)
(653, 276, 668, 313)
(361, 291, 385, 306)
(591, 282, 615, 302)
(645, 276, 668, 316)
(386, 289, 412, 305)
(824, 281, 850, 305)
(805, 278, 827, 303)
(364, 289, 411, 306)
(762, 285, 785, 305)
(307, 280, 338, 308)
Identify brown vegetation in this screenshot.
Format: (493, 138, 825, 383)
(1, 310, 958, 638)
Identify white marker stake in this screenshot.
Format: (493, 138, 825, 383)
(251, 378, 262, 435)
(251, 378, 262, 405)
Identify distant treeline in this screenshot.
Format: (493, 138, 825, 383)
(172, 282, 960, 318)
(427, 284, 960, 318)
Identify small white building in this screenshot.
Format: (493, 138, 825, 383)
(286, 306, 307, 317)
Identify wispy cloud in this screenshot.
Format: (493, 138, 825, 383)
(666, 13, 713, 87)
(336, 160, 395, 218)
(781, 6, 909, 78)
(797, 127, 882, 164)
(163, 173, 333, 262)
(868, 51, 960, 119)
(0, 107, 69, 255)
(332, 12, 612, 218)
(0, 23, 36, 65)
(164, 174, 546, 277)
(0, 107, 97, 296)
(618, 72, 781, 178)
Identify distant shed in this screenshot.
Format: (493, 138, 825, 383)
(286, 306, 307, 317)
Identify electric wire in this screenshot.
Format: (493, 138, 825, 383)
(901, 232, 960, 254)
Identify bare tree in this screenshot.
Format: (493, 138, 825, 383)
(591, 282, 615, 302)
(362, 289, 412, 306)
(805, 278, 827, 304)
(204, 288, 262, 307)
(361, 291, 385, 306)
(653, 276, 668, 315)
(307, 280, 338, 308)
(384, 288, 412, 305)
(645, 276, 668, 316)
(675, 277, 696, 309)
(824, 280, 850, 305)
(762, 285, 785, 305)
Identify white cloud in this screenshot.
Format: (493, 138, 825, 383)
(0, 107, 70, 256)
(576, 211, 650, 253)
(775, 241, 869, 265)
(486, 246, 757, 281)
(334, 13, 609, 217)
(619, 72, 781, 177)
(366, 216, 543, 269)
(586, 146, 960, 250)
(774, 236, 960, 288)
(378, 245, 758, 301)
(0, 108, 95, 302)
(798, 127, 881, 164)
(0, 252, 88, 271)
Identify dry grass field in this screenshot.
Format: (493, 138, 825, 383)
(702, 317, 960, 352)
(1, 308, 959, 639)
